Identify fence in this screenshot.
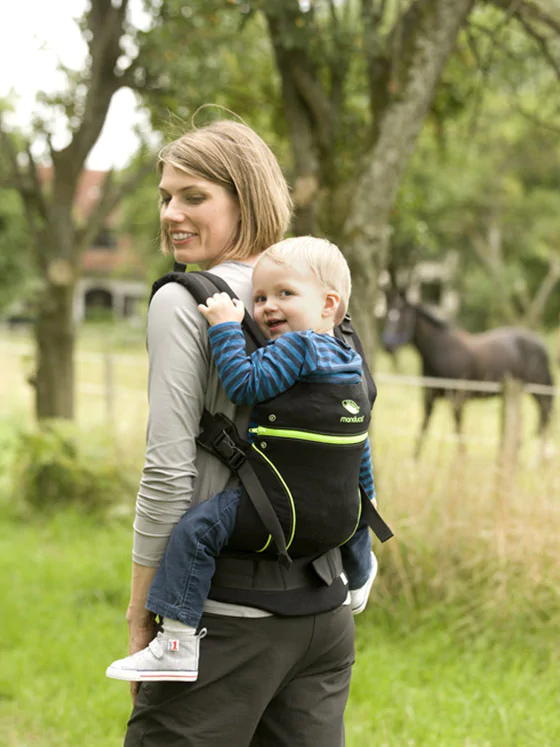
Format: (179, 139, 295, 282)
(374, 372, 558, 470)
(2, 342, 558, 468)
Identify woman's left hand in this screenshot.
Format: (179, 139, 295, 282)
(198, 292, 245, 326)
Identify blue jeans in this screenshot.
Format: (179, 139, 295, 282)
(147, 487, 373, 628)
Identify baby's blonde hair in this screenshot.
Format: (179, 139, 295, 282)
(255, 236, 351, 324)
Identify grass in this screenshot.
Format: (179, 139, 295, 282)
(1, 508, 559, 746)
(1, 322, 560, 745)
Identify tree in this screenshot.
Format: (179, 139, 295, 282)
(252, 0, 560, 355)
(0, 0, 154, 419)
(249, 0, 474, 357)
(389, 4, 560, 330)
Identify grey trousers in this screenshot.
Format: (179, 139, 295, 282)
(124, 605, 355, 747)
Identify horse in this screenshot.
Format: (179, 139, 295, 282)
(381, 295, 555, 458)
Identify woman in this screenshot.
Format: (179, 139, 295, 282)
(123, 119, 355, 747)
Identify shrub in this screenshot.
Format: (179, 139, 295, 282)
(12, 420, 136, 515)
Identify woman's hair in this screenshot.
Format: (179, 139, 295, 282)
(158, 120, 292, 263)
(255, 236, 352, 324)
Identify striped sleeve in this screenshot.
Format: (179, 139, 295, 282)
(207, 323, 317, 405)
(359, 436, 376, 502)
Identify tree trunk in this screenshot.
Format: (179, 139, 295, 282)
(265, 14, 321, 236)
(35, 281, 76, 419)
(343, 0, 475, 365)
(34, 200, 79, 419)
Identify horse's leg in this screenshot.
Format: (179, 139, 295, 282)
(415, 389, 435, 459)
(534, 392, 555, 461)
(451, 396, 466, 454)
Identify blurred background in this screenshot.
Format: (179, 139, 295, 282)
(1, 1, 559, 745)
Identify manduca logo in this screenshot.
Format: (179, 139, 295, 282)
(341, 399, 360, 415)
(340, 399, 365, 423)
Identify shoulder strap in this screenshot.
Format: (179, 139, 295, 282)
(150, 268, 267, 355)
(150, 266, 292, 561)
(334, 314, 377, 407)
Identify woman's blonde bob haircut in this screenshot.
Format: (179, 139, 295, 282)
(158, 120, 292, 263)
(255, 236, 352, 325)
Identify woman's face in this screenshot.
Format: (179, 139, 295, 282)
(159, 165, 240, 268)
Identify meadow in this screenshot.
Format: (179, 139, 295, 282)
(1, 323, 559, 746)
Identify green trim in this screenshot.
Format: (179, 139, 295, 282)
(248, 426, 368, 445)
(339, 493, 362, 547)
(251, 443, 296, 549)
(255, 533, 272, 553)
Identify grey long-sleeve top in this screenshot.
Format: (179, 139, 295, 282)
(133, 261, 255, 567)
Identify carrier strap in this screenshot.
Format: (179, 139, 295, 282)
(360, 485, 393, 542)
(153, 266, 267, 355)
(335, 314, 377, 408)
(197, 410, 292, 567)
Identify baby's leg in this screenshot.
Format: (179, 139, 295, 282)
(147, 487, 242, 628)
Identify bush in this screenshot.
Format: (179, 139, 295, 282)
(12, 420, 136, 515)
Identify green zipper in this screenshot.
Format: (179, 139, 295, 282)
(249, 426, 368, 445)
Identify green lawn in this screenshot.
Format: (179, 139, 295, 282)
(1, 323, 559, 745)
(1, 508, 558, 747)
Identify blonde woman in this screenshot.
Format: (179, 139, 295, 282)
(121, 121, 359, 747)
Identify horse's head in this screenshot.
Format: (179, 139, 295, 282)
(381, 293, 417, 353)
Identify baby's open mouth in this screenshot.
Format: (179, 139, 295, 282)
(266, 319, 286, 330)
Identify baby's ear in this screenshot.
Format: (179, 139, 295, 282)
(323, 291, 341, 320)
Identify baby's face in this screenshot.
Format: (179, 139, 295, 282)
(252, 258, 334, 340)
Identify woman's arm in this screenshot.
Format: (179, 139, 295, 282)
(126, 562, 158, 701)
(126, 283, 209, 697)
(133, 283, 210, 566)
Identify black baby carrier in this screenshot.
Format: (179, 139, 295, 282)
(150, 265, 393, 616)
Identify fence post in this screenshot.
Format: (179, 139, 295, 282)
(499, 375, 523, 473)
(104, 351, 115, 426)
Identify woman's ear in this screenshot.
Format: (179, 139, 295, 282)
(323, 291, 341, 320)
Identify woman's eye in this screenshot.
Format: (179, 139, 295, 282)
(159, 195, 171, 206)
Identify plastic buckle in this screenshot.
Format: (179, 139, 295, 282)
(212, 430, 246, 470)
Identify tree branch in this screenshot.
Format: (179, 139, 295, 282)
(515, 15, 560, 80)
(522, 253, 560, 328)
(56, 0, 133, 181)
(0, 121, 47, 264)
(75, 159, 155, 253)
(486, 0, 560, 36)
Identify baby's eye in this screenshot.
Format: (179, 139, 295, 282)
(279, 289, 293, 297)
(254, 295, 266, 304)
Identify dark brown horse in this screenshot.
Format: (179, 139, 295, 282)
(381, 295, 554, 457)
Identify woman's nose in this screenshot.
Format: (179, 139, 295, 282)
(162, 198, 185, 224)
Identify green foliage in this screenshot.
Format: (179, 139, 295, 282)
(12, 421, 135, 516)
(0, 188, 33, 313)
(390, 6, 560, 330)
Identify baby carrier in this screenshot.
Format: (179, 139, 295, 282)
(150, 265, 393, 616)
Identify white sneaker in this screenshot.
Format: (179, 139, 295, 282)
(350, 552, 378, 615)
(106, 628, 207, 682)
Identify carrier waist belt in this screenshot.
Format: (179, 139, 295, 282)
(209, 549, 348, 617)
(212, 548, 343, 591)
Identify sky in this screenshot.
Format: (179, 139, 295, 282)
(0, 0, 147, 170)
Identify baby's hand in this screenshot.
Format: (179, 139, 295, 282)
(198, 292, 245, 326)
